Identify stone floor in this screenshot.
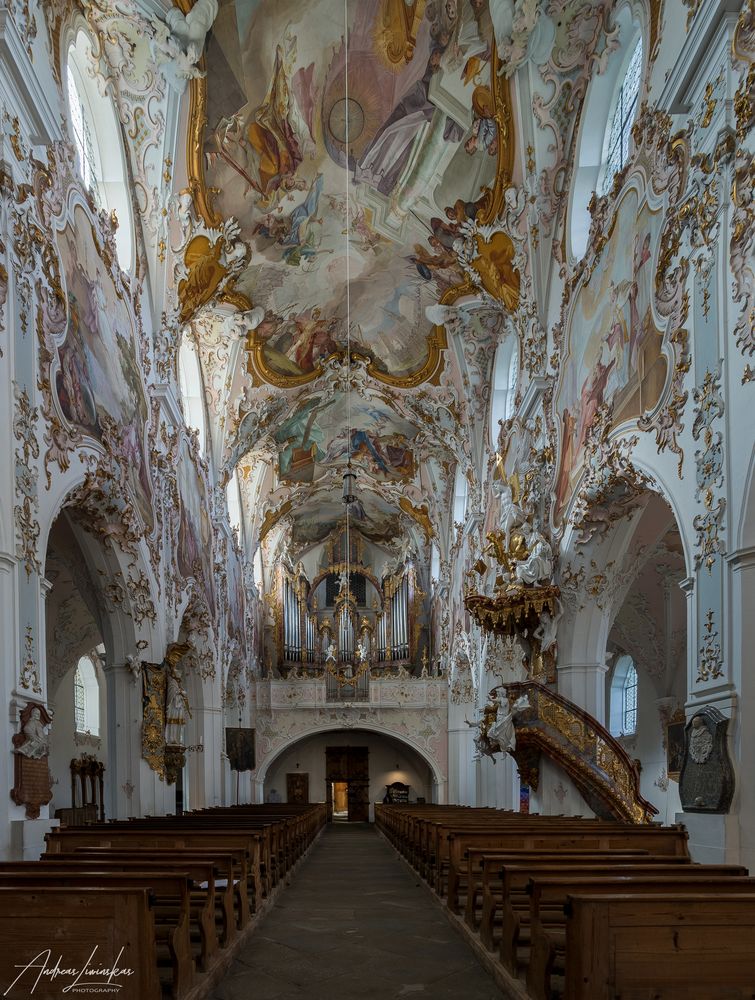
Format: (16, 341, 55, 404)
(211, 822, 502, 1000)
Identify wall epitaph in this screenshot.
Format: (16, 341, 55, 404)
(11, 702, 53, 819)
(679, 707, 734, 813)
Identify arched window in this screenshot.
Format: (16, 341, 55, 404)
(569, 11, 644, 259)
(609, 654, 638, 737)
(178, 335, 207, 454)
(453, 465, 468, 524)
(227, 467, 243, 538)
(74, 654, 100, 736)
(66, 30, 134, 269)
(430, 543, 440, 582)
(489, 339, 519, 442)
(597, 37, 643, 196)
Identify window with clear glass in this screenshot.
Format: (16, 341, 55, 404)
(74, 665, 86, 732)
(621, 661, 638, 735)
(609, 654, 638, 737)
(598, 38, 643, 195)
(67, 66, 98, 199)
(66, 31, 133, 269)
(74, 654, 100, 735)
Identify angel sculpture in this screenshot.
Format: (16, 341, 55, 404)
(487, 698, 516, 753)
(150, 0, 218, 93)
(325, 643, 337, 667)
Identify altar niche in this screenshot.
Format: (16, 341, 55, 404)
(326, 746, 369, 822)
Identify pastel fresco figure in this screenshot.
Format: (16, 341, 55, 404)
(628, 230, 652, 367)
(555, 408, 576, 512)
(573, 352, 615, 459)
(355, 47, 444, 197)
(288, 310, 339, 371)
(464, 85, 498, 157)
(211, 45, 304, 205)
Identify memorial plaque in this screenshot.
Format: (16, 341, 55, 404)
(226, 727, 255, 771)
(679, 706, 734, 813)
(11, 755, 52, 819)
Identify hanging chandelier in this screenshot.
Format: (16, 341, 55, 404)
(324, 0, 368, 691)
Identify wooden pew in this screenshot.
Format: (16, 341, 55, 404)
(0, 886, 162, 1000)
(562, 893, 755, 1000)
(521, 869, 752, 993)
(46, 829, 255, 926)
(527, 874, 754, 999)
(444, 823, 690, 908)
(464, 847, 649, 930)
(31, 855, 220, 968)
(470, 852, 686, 945)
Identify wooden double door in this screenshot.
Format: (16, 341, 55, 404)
(326, 746, 369, 822)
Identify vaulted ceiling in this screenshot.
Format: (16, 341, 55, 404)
(186, 0, 528, 573)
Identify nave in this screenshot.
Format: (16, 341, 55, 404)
(211, 823, 500, 1000)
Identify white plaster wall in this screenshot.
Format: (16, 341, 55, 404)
(612, 669, 684, 827)
(47, 661, 108, 818)
(263, 730, 434, 807)
(530, 758, 595, 818)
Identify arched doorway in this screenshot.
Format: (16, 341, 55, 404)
(44, 512, 109, 821)
(256, 728, 438, 819)
(555, 483, 690, 820)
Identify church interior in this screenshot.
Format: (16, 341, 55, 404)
(1, 0, 754, 996)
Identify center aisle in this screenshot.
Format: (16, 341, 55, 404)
(212, 822, 502, 1000)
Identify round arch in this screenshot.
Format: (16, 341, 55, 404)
(560, 492, 686, 660)
(254, 724, 446, 801)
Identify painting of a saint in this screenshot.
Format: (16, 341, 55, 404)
(554, 190, 667, 516)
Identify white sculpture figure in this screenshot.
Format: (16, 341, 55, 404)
(325, 643, 337, 667)
(126, 655, 142, 685)
(150, 0, 218, 94)
(489, 0, 555, 76)
(355, 641, 368, 665)
(336, 569, 350, 596)
(488, 699, 516, 753)
(493, 479, 525, 552)
(165, 665, 190, 746)
(16, 706, 50, 759)
(534, 609, 558, 653)
(515, 523, 553, 585)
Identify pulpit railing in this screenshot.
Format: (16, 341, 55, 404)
(506, 680, 658, 824)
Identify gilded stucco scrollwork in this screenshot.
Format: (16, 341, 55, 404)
(697, 608, 723, 682)
(692, 368, 726, 572)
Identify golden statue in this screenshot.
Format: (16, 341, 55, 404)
(179, 235, 227, 324)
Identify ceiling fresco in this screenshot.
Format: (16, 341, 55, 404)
(187, 0, 524, 564)
(274, 395, 418, 484)
(288, 491, 403, 550)
(195, 0, 517, 387)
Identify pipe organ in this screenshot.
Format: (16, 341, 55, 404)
(389, 575, 410, 660)
(278, 561, 418, 670)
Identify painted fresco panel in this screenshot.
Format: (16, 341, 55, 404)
(202, 0, 502, 380)
(56, 204, 153, 532)
(274, 396, 416, 484)
(554, 189, 667, 515)
(177, 438, 216, 612)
